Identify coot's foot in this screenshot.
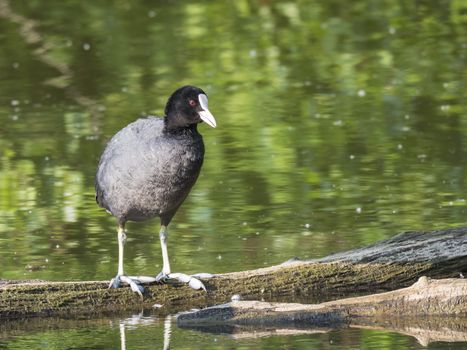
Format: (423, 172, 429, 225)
(109, 275, 156, 298)
(155, 272, 214, 291)
(155, 271, 169, 283)
(109, 275, 122, 289)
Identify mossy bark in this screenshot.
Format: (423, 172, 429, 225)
(1, 227, 466, 319)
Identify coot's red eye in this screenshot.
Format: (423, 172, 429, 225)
(189, 99, 197, 107)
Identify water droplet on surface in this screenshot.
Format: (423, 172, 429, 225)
(356, 207, 362, 214)
(11, 100, 19, 106)
(148, 10, 156, 18)
(357, 89, 366, 97)
(83, 43, 91, 51)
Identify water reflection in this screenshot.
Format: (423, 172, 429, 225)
(163, 316, 171, 350)
(118, 313, 173, 350)
(180, 314, 467, 347)
(118, 313, 172, 350)
(1, 311, 466, 349)
(119, 321, 126, 350)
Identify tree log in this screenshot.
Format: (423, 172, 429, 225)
(177, 277, 467, 345)
(1, 227, 466, 319)
(177, 277, 467, 325)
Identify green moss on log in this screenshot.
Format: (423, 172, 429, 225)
(1, 227, 465, 319)
(0, 261, 448, 319)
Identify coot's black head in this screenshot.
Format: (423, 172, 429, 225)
(164, 85, 217, 130)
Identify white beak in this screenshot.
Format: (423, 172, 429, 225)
(198, 94, 217, 128)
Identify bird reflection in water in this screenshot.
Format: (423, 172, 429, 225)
(118, 313, 172, 350)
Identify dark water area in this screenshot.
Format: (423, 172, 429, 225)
(0, 0, 466, 348)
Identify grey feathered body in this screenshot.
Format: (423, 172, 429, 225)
(95, 117, 204, 225)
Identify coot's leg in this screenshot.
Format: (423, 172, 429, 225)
(109, 224, 146, 297)
(155, 225, 213, 291)
(117, 224, 126, 276)
(160, 225, 172, 278)
(108, 224, 126, 289)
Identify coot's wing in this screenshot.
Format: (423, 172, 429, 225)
(95, 117, 165, 217)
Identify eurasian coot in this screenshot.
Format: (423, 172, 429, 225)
(95, 85, 217, 295)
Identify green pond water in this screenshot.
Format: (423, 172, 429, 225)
(0, 0, 466, 348)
